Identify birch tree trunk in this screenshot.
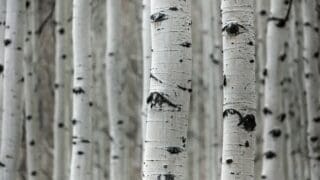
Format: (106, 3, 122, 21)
(220, 0, 256, 179)
(24, 0, 41, 179)
(53, 0, 68, 179)
(106, 0, 128, 179)
(0, 0, 24, 179)
(142, 0, 151, 150)
(69, 0, 92, 180)
(142, 0, 192, 179)
(261, 0, 292, 179)
(301, 1, 320, 179)
(0, 0, 6, 139)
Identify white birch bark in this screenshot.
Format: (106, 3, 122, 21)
(142, 0, 192, 179)
(261, 0, 292, 179)
(69, 0, 92, 180)
(0, 0, 24, 179)
(53, 0, 68, 179)
(220, 0, 256, 179)
(0, 0, 6, 140)
(301, 1, 320, 179)
(24, 1, 40, 179)
(142, 0, 151, 150)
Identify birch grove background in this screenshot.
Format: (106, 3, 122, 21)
(0, 0, 319, 180)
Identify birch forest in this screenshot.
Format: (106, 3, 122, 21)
(0, 0, 320, 180)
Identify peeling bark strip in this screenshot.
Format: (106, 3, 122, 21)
(143, 0, 192, 179)
(221, 0, 256, 179)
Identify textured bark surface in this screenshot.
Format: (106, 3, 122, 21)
(69, 0, 92, 180)
(142, 0, 192, 179)
(301, 0, 320, 179)
(261, 0, 292, 179)
(220, 0, 256, 179)
(0, 0, 6, 138)
(53, 0, 68, 179)
(0, 0, 24, 179)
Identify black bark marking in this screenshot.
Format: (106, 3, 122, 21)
(112, 155, 119, 159)
(4, 39, 11, 46)
(177, 85, 192, 93)
(29, 140, 35, 146)
(117, 120, 124, 125)
(54, 83, 59, 89)
(277, 113, 286, 122)
(0, 162, 6, 167)
(279, 53, 287, 61)
(108, 52, 114, 56)
(58, 28, 65, 35)
(169, 7, 178, 11)
(89, 101, 93, 107)
(26, 115, 32, 121)
(245, 141, 250, 147)
(263, 69, 268, 77)
(268, 0, 293, 27)
(61, 54, 67, 59)
(210, 54, 220, 64)
(226, 159, 233, 164)
(77, 77, 83, 80)
(26, 1, 30, 8)
(151, 12, 168, 22)
(304, 22, 311, 26)
(310, 136, 318, 142)
(249, 59, 254, 63)
(269, 129, 282, 138)
(179, 42, 191, 48)
(222, 22, 245, 36)
(77, 151, 84, 155)
(58, 123, 64, 128)
(150, 73, 163, 83)
(223, 75, 227, 86)
(223, 109, 256, 132)
(263, 107, 273, 115)
(19, 77, 24, 83)
(146, 92, 181, 111)
(72, 119, 77, 125)
(166, 146, 183, 154)
(31, 171, 37, 176)
(0, 64, 3, 73)
(314, 52, 319, 58)
(81, 139, 91, 143)
(313, 117, 320, 123)
(16, 47, 22, 51)
(247, 41, 254, 46)
(163, 165, 168, 168)
(261, 175, 267, 179)
(73, 87, 85, 94)
(157, 174, 175, 180)
(264, 151, 277, 159)
(260, 10, 267, 16)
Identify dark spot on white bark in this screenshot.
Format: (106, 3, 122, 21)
(265, 151, 277, 159)
(31, 171, 37, 176)
(223, 75, 227, 86)
(61, 54, 67, 59)
(58, 123, 64, 128)
(166, 146, 183, 154)
(263, 69, 268, 77)
(150, 73, 163, 83)
(117, 120, 124, 125)
(310, 136, 318, 142)
(226, 159, 233, 164)
(245, 141, 250, 147)
(223, 109, 256, 131)
(54, 83, 59, 89)
(277, 113, 286, 122)
(58, 28, 65, 35)
(169, 7, 178, 11)
(180, 42, 191, 48)
(157, 174, 175, 180)
(268, 0, 292, 28)
(177, 85, 192, 93)
(222, 22, 245, 36)
(0, 64, 3, 73)
(16, 47, 22, 51)
(314, 52, 319, 58)
(26, 115, 32, 121)
(147, 92, 181, 111)
(77, 151, 84, 155)
(29, 140, 35, 146)
(0, 162, 5, 167)
(163, 165, 168, 168)
(73, 87, 85, 94)
(108, 52, 114, 56)
(89, 101, 93, 107)
(19, 77, 24, 82)
(279, 53, 287, 61)
(304, 22, 311, 26)
(72, 119, 77, 125)
(269, 129, 282, 138)
(81, 139, 90, 143)
(261, 175, 267, 179)
(247, 41, 254, 46)
(26, 1, 30, 8)
(260, 10, 267, 16)
(313, 117, 320, 123)
(249, 59, 254, 63)
(263, 107, 272, 115)
(151, 12, 168, 22)
(4, 39, 11, 46)
(112, 155, 119, 159)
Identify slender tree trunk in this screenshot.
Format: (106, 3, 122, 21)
(142, 0, 151, 152)
(53, 0, 68, 179)
(69, 0, 92, 180)
(261, 0, 292, 179)
(24, 0, 40, 179)
(0, 0, 24, 179)
(220, 0, 256, 179)
(142, 0, 192, 179)
(301, 1, 320, 179)
(0, 0, 6, 141)
(106, 0, 128, 180)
